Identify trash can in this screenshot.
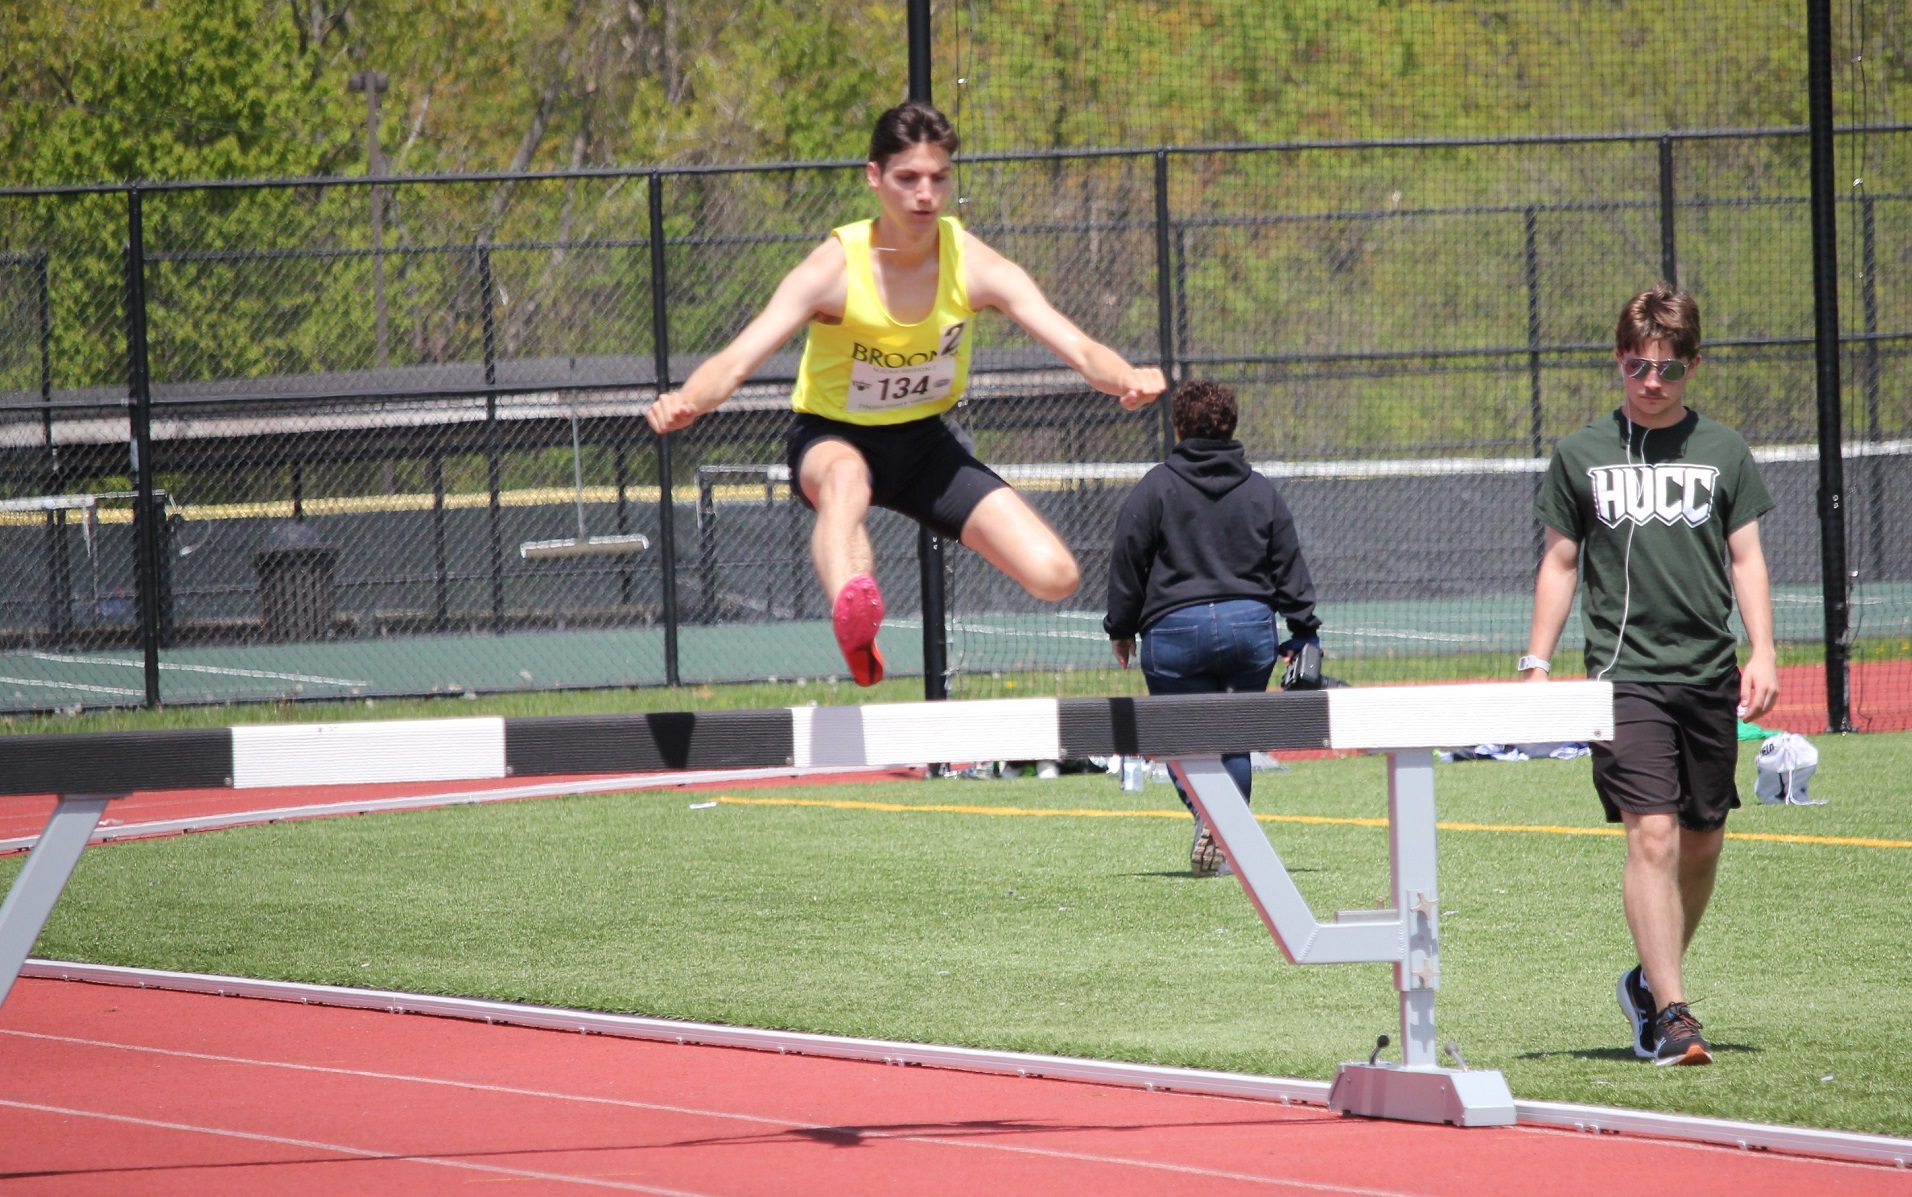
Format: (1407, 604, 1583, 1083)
(254, 521, 338, 642)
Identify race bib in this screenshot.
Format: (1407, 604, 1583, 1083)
(846, 354, 958, 412)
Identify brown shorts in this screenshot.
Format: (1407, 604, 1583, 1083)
(784, 412, 1008, 541)
(1589, 675, 1743, 831)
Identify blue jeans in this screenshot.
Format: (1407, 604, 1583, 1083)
(1139, 599, 1279, 811)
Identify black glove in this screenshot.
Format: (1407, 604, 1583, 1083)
(1279, 636, 1323, 691)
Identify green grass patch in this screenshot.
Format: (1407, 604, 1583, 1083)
(9, 732, 1911, 1137)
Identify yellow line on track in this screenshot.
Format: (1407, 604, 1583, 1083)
(1725, 829, 1912, 849)
(716, 795, 1181, 819)
(710, 794, 1912, 848)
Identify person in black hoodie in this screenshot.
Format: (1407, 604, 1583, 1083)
(1103, 378, 1322, 876)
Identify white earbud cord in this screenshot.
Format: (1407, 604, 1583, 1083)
(1596, 411, 1640, 683)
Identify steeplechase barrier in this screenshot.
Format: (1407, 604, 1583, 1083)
(2, 681, 1615, 1127)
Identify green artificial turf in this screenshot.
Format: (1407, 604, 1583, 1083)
(8, 732, 1910, 1138)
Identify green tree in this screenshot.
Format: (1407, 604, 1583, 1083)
(0, 0, 352, 186)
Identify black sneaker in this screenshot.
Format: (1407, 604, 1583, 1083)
(1652, 1002, 1713, 1066)
(1617, 965, 1656, 1059)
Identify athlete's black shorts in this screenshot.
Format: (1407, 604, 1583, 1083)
(1589, 674, 1743, 831)
(783, 412, 1009, 542)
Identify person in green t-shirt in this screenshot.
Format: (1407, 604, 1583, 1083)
(1522, 284, 1778, 1068)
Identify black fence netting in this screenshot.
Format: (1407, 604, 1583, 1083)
(932, 0, 1912, 732)
(0, 0, 1907, 732)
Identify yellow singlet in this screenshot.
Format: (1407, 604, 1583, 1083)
(789, 216, 975, 426)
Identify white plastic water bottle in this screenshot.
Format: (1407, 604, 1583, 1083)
(1120, 755, 1148, 792)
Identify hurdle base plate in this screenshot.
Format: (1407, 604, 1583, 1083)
(1327, 1062, 1516, 1127)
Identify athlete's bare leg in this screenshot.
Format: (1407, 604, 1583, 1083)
(1676, 825, 1723, 949)
(1621, 811, 1690, 1007)
(798, 438, 876, 602)
(958, 486, 1080, 602)
(799, 438, 886, 685)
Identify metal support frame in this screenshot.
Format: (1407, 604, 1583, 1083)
(0, 794, 123, 1007)
(1170, 751, 1515, 1127)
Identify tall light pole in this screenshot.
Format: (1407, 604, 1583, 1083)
(349, 70, 390, 369)
(906, 0, 948, 705)
(1804, 0, 1850, 732)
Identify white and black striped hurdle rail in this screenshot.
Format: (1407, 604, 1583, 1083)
(2, 681, 1613, 1127)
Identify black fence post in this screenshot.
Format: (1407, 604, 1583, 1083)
(1860, 196, 1883, 584)
(35, 253, 52, 439)
(1152, 150, 1178, 453)
(696, 469, 717, 625)
(647, 172, 681, 686)
(916, 529, 949, 700)
(123, 188, 162, 706)
(431, 454, 449, 630)
(1173, 226, 1190, 376)
(909, 0, 949, 704)
(36, 253, 76, 647)
(1657, 135, 1678, 287)
(478, 242, 505, 634)
(1523, 205, 1547, 562)
(788, 484, 807, 621)
(1806, 0, 1851, 733)
(614, 442, 636, 607)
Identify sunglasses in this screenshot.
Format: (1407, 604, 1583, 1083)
(1622, 356, 1689, 381)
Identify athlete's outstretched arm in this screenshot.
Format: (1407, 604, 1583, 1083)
(645, 239, 846, 435)
(963, 233, 1165, 410)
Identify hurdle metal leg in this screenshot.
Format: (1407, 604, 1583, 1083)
(0, 793, 119, 1008)
(1169, 751, 1514, 1127)
(1390, 747, 1440, 1069)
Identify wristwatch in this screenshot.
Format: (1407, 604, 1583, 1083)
(1516, 655, 1551, 674)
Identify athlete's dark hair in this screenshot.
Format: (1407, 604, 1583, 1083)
(1615, 283, 1701, 360)
(868, 101, 960, 167)
(1172, 378, 1238, 440)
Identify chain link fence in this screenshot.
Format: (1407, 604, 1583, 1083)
(938, 136, 1912, 723)
(2, 2, 1909, 729)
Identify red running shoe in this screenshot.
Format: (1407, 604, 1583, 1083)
(832, 574, 885, 686)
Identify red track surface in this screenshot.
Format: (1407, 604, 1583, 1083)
(4, 978, 1905, 1196)
(1803, 658, 1912, 733)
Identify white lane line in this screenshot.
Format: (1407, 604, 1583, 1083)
(26, 652, 372, 688)
(0, 674, 145, 697)
(886, 615, 1105, 642)
(1, 1031, 1430, 1195)
(1338, 627, 1503, 645)
(0, 1098, 713, 1195)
